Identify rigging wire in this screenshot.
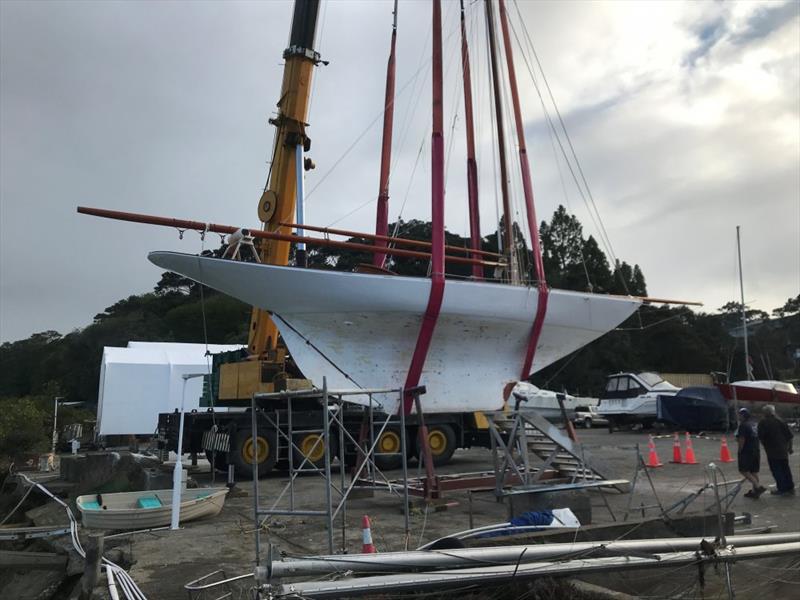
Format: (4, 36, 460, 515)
(506, 5, 623, 288)
(305, 57, 432, 204)
(510, 1, 627, 294)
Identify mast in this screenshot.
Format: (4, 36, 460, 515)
(460, 0, 482, 279)
(497, 0, 549, 379)
(401, 0, 446, 415)
(372, 1, 399, 268)
(498, 0, 546, 288)
(484, 0, 517, 282)
(737, 225, 752, 380)
(250, 0, 322, 356)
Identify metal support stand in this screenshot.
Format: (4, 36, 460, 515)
(709, 463, 736, 600)
(623, 444, 666, 521)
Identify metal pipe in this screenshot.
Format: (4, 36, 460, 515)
(294, 144, 307, 267)
(322, 379, 334, 555)
(399, 387, 410, 549)
(275, 542, 800, 598)
(271, 533, 800, 577)
(709, 463, 735, 599)
(77, 206, 500, 268)
(251, 394, 261, 567)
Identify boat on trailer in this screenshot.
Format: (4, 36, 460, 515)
(76, 487, 229, 530)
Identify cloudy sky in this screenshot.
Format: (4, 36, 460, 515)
(1, 0, 798, 343)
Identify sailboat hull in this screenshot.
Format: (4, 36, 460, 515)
(149, 252, 640, 413)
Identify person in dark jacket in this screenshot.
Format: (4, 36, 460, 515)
(736, 408, 765, 498)
(757, 404, 795, 495)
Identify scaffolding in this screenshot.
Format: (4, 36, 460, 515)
(248, 379, 411, 561)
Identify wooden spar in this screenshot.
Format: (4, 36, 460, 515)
(279, 221, 503, 258)
(460, 0, 482, 279)
(373, 0, 399, 269)
(75, 206, 500, 268)
(484, 0, 515, 279)
(638, 296, 703, 307)
(76, 208, 701, 305)
(497, 0, 549, 379)
(401, 0, 446, 416)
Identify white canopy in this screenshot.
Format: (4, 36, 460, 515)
(96, 341, 243, 436)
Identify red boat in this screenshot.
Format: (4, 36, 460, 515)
(716, 380, 800, 419)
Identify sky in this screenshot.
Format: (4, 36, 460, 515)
(1, 0, 798, 343)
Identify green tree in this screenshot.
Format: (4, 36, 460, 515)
(773, 294, 800, 318)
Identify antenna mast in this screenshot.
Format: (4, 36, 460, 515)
(736, 225, 752, 380)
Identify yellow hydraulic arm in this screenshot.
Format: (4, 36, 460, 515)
(248, 0, 322, 357)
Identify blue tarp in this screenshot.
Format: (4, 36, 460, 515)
(477, 510, 554, 538)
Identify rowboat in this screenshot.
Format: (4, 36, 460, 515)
(76, 487, 229, 530)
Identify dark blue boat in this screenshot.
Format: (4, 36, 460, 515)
(657, 386, 734, 431)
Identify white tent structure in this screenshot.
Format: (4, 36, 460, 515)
(96, 341, 243, 436)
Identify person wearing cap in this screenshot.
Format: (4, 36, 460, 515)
(736, 408, 765, 498)
(757, 405, 795, 495)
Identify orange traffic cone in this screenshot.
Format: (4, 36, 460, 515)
(683, 432, 698, 465)
(670, 432, 683, 464)
(361, 515, 377, 553)
(719, 436, 734, 463)
(646, 435, 663, 468)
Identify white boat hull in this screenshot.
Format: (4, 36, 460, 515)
(149, 252, 641, 413)
(76, 487, 229, 530)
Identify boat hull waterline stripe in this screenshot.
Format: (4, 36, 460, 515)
(148, 252, 640, 413)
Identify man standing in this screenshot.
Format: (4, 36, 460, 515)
(757, 405, 795, 496)
(736, 408, 765, 498)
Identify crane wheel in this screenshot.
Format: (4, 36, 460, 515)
(205, 450, 229, 472)
(231, 429, 276, 478)
(374, 427, 404, 470)
(293, 433, 336, 468)
(417, 424, 457, 466)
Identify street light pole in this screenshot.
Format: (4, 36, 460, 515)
(51, 396, 64, 456)
(171, 373, 207, 530)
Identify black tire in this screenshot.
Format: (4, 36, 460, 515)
(583, 417, 593, 429)
(292, 432, 337, 469)
(607, 418, 616, 433)
(416, 424, 457, 466)
(230, 429, 277, 479)
(374, 427, 404, 471)
(205, 450, 229, 473)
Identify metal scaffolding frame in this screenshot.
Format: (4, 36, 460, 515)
(249, 379, 411, 563)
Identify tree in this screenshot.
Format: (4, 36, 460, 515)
(773, 295, 800, 318)
(154, 271, 197, 296)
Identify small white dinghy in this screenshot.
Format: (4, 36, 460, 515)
(76, 487, 229, 530)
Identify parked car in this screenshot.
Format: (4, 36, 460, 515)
(572, 405, 608, 429)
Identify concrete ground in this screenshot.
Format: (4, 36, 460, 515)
(104, 429, 800, 599)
